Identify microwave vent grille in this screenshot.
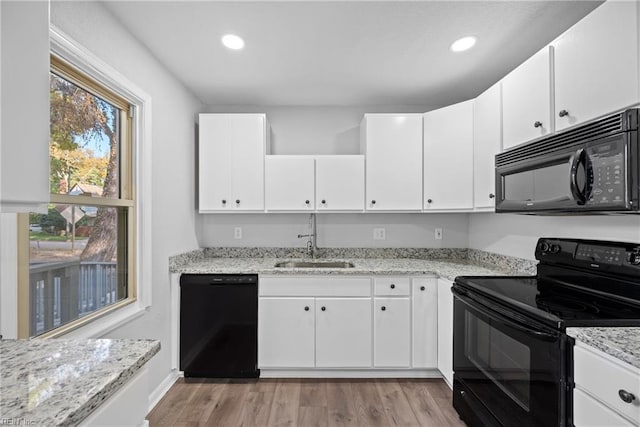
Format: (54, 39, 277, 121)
(496, 110, 635, 167)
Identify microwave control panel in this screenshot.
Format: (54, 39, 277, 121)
(586, 139, 626, 206)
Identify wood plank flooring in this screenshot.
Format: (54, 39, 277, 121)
(147, 378, 465, 427)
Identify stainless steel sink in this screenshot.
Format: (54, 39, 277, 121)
(274, 261, 355, 268)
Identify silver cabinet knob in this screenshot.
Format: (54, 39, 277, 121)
(534, 121, 542, 128)
(619, 389, 636, 404)
(559, 109, 569, 117)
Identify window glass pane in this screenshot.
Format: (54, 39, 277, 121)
(28, 204, 127, 337)
(49, 72, 120, 198)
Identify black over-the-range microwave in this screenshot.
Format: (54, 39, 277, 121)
(495, 108, 640, 214)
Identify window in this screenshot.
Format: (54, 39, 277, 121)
(17, 56, 136, 338)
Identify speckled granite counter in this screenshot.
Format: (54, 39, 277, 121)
(169, 257, 520, 281)
(0, 338, 160, 426)
(567, 327, 640, 370)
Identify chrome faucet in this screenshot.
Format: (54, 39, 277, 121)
(297, 213, 317, 258)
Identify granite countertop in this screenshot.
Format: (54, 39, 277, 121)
(0, 338, 160, 426)
(567, 327, 640, 370)
(169, 256, 516, 281)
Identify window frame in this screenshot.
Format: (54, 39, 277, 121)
(11, 26, 153, 339)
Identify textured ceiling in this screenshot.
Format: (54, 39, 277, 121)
(103, 1, 601, 107)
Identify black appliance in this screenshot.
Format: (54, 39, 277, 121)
(495, 108, 639, 214)
(452, 238, 640, 427)
(180, 274, 259, 378)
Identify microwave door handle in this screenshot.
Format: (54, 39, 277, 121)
(570, 148, 587, 205)
(455, 292, 559, 342)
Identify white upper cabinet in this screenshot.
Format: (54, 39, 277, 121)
(315, 155, 365, 211)
(1, 1, 50, 213)
(554, 1, 639, 132)
(423, 100, 474, 210)
(473, 83, 502, 209)
(198, 114, 267, 212)
(361, 114, 423, 211)
(265, 155, 315, 211)
(501, 46, 552, 150)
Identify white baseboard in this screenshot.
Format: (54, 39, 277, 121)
(148, 369, 179, 413)
(259, 369, 443, 378)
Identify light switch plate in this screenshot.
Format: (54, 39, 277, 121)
(373, 228, 386, 240)
(234, 227, 242, 239)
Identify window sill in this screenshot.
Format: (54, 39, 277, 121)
(58, 302, 149, 339)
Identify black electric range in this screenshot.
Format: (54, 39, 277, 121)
(451, 238, 640, 427)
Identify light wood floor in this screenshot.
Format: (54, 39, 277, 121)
(147, 378, 465, 427)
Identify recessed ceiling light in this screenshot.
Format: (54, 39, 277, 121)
(450, 36, 476, 53)
(222, 34, 245, 50)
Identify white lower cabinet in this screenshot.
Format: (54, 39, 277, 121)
(258, 275, 440, 375)
(437, 278, 454, 386)
(573, 341, 640, 426)
(316, 298, 372, 367)
(374, 297, 411, 367)
(412, 278, 438, 368)
(258, 297, 315, 368)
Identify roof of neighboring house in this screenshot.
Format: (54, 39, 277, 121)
(69, 183, 103, 197)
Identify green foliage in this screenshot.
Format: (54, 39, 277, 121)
(39, 207, 66, 233)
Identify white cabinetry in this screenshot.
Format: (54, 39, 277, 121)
(473, 83, 502, 209)
(316, 298, 372, 367)
(554, 1, 639, 132)
(573, 341, 640, 426)
(199, 114, 267, 212)
(265, 155, 315, 211)
(423, 100, 474, 210)
(258, 275, 440, 375)
(501, 46, 552, 150)
(437, 278, 454, 386)
(412, 278, 438, 368)
(258, 297, 315, 368)
(361, 114, 423, 211)
(315, 155, 365, 211)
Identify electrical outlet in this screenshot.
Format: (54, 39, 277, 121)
(435, 228, 443, 240)
(373, 227, 386, 240)
(234, 227, 242, 239)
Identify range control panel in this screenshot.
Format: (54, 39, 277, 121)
(536, 238, 640, 275)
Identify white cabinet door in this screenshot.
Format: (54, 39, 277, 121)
(412, 278, 438, 369)
(315, 155, 365, 211)
(423, 100, 474, 210)
(554, 1, 639, 132)
(199, 114, 232, 211)
(230, 115, 266, 211)
(198, 114, 266, 212)
(473, 83, 502, 209)
(258, 297, 315, 368)
(265, 156, 315, 211)
(437, 278, 454, 386)
(316, 298, 372, 368)
(362, 114, 423, 211)
(574, 388, 635, 427)
(502, 46, 552, 150)
(374, 298, 411, 368)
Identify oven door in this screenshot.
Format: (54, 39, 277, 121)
(452, 287, 569, 427)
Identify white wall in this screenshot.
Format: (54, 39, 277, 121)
(198, 213, 469, 248)
(469, 213, 640, 260)
(50, 1, 201, 395)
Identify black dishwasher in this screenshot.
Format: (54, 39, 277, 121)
(179, 274, 259, 378)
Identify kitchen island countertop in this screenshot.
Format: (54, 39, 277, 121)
(0, 338, 160, 426)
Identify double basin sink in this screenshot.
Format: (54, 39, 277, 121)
(274, 261, 355, 269)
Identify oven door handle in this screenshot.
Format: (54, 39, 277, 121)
(455, 291, 560, 342)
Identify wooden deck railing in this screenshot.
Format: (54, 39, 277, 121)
(29, 261, 118, 336)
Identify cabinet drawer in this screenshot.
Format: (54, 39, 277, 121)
(374, 277, 410, 296)
(574, 388, 636, 427)
(574, 343, 640, 423)
(260, 276, 371, 297)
